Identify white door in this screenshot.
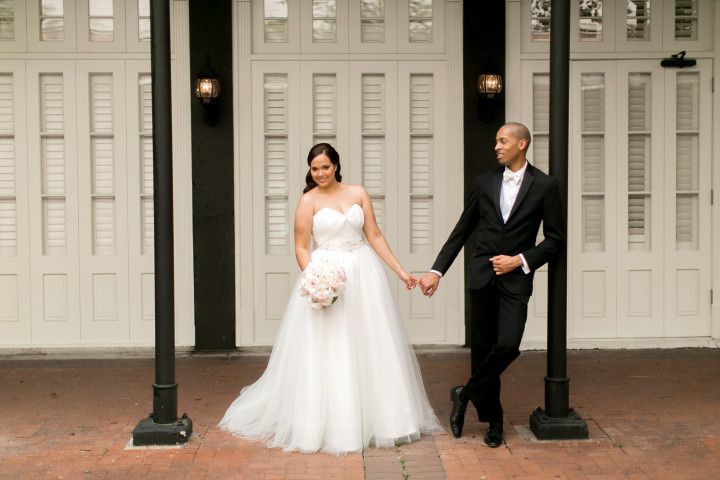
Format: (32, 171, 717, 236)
(247, 60, 449, 345)
(570, 59, 713, 339)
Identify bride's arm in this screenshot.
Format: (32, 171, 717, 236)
(294, 194, 314, 271)
(359, 187, 415, 289)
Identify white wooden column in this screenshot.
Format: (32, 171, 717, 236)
(712, 0, 720, 341)
(170, 0, 194, 346)
(234, 0, 254, 346)
(505, 0, 522, 121)
(444, 0, 464, 344)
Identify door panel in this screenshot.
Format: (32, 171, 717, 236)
(250, 61, 302, 345)
(0, 61, 30, 344)
(616, 61, 664, 338)
(26, 60, 80, 344)
(397, 61, 446, 343)
(570, 61, 619, 339)
(76, 60, 129, 343)
(663, 61, 713, 336)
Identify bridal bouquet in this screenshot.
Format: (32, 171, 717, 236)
(298, 259, 347, 310)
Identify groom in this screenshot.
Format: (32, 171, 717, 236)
(419, 122, 564, 447)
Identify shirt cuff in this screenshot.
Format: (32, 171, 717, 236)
(518, 254, 531, 274)
(429, 269, 443, 278)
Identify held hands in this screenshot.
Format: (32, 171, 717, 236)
(419, 272, 441, 297)
(490, 255, 522, 275)
(413, 256, 521, 298)
(399, 271, 419, 291)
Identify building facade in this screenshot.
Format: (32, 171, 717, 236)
(508, 0, 720, 347)
(0, 0, 718, 350)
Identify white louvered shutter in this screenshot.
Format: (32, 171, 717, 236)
(532, 72, 549, 173)
(137, 73, 154, 255)
(409, 74, 433, 254)
(264, 73, 289, 254)
(580, 73, 605, 252)
(674, 72, 699, 250)
(627, 73, 652, 250)
(89, 74, 116, 255)
(312, 73, 337, 145)
(0, 73, 16, 256)
(40, 74, 67, 256)
(361, 73, 386, 230)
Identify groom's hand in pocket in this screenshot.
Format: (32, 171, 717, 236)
(419, 272, 441, 297)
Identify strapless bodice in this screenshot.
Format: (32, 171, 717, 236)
(312, 203, 366, 251)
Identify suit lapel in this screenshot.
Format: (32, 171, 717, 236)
(507, 163, 535, 222)
(491, 169, 503, 223)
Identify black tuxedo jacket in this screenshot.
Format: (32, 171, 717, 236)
(431, 163, 565, 295)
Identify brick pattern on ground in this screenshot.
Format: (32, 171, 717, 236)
(0, 349, 718, 479)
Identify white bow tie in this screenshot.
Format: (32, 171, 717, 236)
(503, 171, 522, 185)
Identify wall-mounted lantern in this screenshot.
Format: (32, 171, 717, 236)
(477, 73, 504, 99)
(477, 72, 503, 123)
(194, 56, 221, 126)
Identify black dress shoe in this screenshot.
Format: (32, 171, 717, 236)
(449, 385, 468, 438)
(483, 421, 503, 448)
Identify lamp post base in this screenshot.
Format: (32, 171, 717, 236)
(132, 413, 193, 446)
(529, 407, 588, 440)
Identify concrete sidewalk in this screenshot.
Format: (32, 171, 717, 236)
(1, 348, 718, 479)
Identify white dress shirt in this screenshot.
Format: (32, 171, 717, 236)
(429, 162, 532, 278)
(501, 163, 530, 274)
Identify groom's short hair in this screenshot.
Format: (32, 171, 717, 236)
(502, 122, 532, 151)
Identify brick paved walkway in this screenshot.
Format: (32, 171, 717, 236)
(1, 349, 718, 479)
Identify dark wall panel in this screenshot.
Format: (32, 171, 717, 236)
(189, 0, 235, 350)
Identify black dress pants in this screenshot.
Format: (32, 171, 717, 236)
(463, 278, 529, 423)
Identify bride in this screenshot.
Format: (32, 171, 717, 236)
(219, 143, 442, 454)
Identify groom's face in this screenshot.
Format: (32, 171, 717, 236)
(495, 127, 526, 168)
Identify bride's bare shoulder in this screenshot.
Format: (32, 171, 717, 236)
(297, 191, 316, 211)
(343, 184, 368, 196)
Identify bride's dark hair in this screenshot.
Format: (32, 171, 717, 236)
(303, 143, 342, 193)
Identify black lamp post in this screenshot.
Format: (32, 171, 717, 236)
(529, 0, 589, 440)
(132, 0, 192, 446)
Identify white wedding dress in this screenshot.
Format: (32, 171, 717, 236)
(219, 203, 442, 454)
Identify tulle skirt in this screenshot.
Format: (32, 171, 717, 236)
(218, 243, 443, 454)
